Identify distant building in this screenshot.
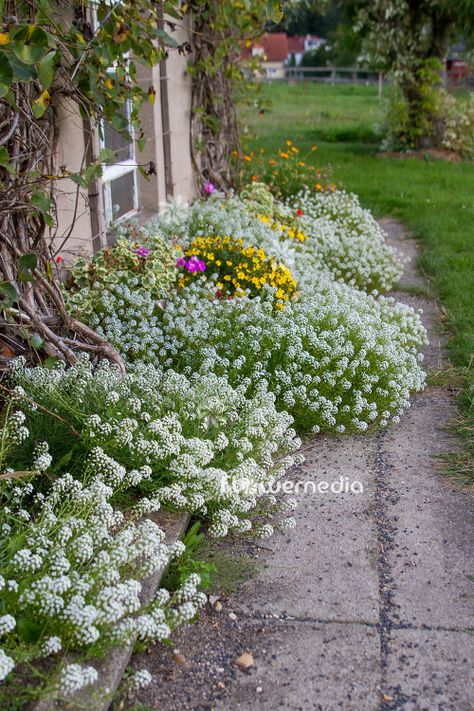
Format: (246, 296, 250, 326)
(241, 32, 289, 78)
(242, 33, 327, 76)
(304, 34, 326, 53)
(287, 36, 305, 66)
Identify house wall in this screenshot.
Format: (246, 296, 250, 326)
(54, 18, 196, 260)
(54, 101, 95, 259)
(264, 61, 286, 79)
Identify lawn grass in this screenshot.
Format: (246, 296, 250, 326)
(240, 81, 474, 480)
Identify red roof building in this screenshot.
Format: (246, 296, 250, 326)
(241, 32, 289, 62)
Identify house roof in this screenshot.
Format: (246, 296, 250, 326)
(287, 36, 305, 54)
(241, 32, 289, 62)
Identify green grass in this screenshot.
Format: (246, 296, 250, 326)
(241, 82, 474, 479)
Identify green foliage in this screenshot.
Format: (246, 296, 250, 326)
(239, 140, 333, 198)
(354, 0, 474, 146)
(161, 522, 217, 592)
(65, 233, 180, 318)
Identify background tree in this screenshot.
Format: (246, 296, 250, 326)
(352, 0, 474, 146)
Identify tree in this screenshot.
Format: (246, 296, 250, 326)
(353, 0, 474, 146)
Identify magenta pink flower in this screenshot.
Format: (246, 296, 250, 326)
(186, 256, 206, 273)
(203, 181, 216, 195)
(176, 256, 206, 273)
(135, 246, 150, 258)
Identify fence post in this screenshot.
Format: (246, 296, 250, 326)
(378, 71, 383, 98)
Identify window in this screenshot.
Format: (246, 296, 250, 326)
(100, 100, 139, 224)
(90, 3, 139, 225)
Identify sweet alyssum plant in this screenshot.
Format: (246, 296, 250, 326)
(85, 279, 427, 434)
(0, 354, 301, 703)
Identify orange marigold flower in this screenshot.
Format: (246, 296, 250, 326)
(286, 139, 292, 146)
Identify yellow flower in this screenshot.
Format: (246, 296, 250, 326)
(286, 139, 292, 146)
(0, 33, 10, 45)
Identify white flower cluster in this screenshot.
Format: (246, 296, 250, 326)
(10, 356, 301, 536)
(140, 194, 291, 264)
(84, 278, 426, 434)
(292, 189, 406, 293)
(0, 435, 212, 696)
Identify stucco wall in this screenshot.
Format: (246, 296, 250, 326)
(54, 99, 94, 259)
(166, 18, 196, 203)
(54, 19, 196, 258)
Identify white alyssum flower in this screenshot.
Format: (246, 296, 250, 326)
(0, 648, 14, 681)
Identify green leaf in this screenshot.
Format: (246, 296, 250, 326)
(57, 448, 74, 468)
(30, 191, 52, 211)
(38, 50, 57, 90)
(17, 617, 43, 643)
(11, 42, 48, 66)
(265, 0, 284, 23)
(0, 53, 13, 86)
(29, 333, 44, 349)
(0, 281, 18, 306)
(8, 55, 36, 81)
(31, 89, 50, 118)
(98, 147, 116, 164)
(43, 355, 61, 369)
(18, 252, 37, 282)
(155, 28, 178, 48)
(0, 146, 9, 167)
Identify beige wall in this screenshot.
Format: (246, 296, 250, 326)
(53, 99, 95, 259)
(54, 19, 196, 258)
(264, 61, 286, 79)
(166, 18, 196, 203)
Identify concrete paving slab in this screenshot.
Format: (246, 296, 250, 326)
(233, 435, 379, 624)
(383, 628, 474, 711)
(220, 620, 381, 711)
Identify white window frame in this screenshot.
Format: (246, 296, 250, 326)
(91, 2, 139, 226)
(99, 95, 139, 225)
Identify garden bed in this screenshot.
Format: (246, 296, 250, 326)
(0, 152, 429, 708)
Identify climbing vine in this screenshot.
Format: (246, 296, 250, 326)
(187, 0, 285, 191)
(0, 0, 187, 369)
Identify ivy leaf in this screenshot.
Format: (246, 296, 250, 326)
(11, 42, 48, 66)
(38, 50, 57, 90)
(0, 146, 9, 167)
(155, 28, 178, 48)
(0, 281, 18, 306)
(98, 147, 115, 164)
(18, 252, 38, 282)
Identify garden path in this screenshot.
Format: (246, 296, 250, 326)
(130, 221, 474, 711)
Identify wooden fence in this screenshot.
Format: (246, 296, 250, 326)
(264, 66, 474, 93)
